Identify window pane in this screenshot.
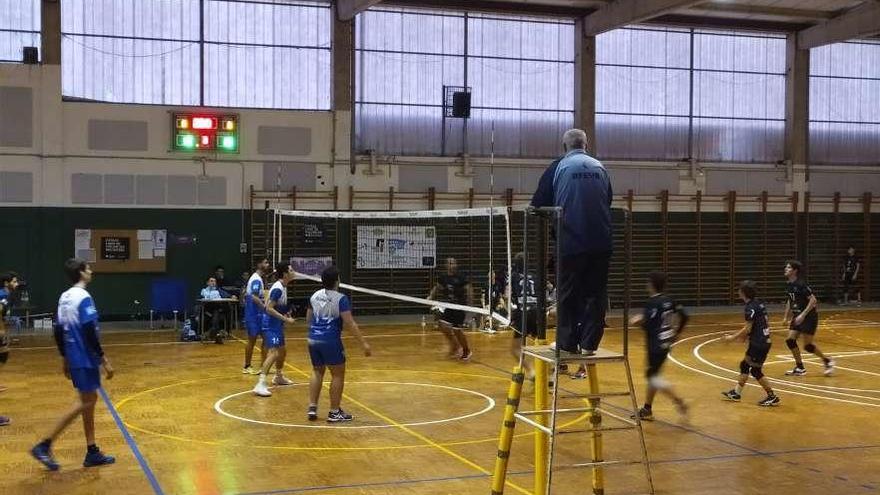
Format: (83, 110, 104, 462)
(61, 0, 331, 109)
(355, 7, 573, 158)
(0, 0, 40, 62)
(809, 41, 880, 164)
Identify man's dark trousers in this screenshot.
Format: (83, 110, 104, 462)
(556, 251, 611, 353)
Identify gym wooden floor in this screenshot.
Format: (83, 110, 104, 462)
(2, 308, 880, 495)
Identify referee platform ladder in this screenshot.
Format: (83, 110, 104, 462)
(492, 344, 654, 495)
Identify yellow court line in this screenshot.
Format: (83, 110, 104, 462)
(113, 372, 590, 451)
(233, 335, 533, 495)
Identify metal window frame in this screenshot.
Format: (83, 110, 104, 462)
(59, 0, 331, 109)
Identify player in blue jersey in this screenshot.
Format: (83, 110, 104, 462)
(306, 266, 371, 422)
(252, 262, 297, 397)
(722, 281, 779, 406)
(30, 259, 115, 471)
(0, 271, 20, 426)
(242, 257, 271, 374)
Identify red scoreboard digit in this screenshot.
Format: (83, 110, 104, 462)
(172, 113, 239, 153)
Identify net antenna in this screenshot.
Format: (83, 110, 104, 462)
(487, 121, 513, 331)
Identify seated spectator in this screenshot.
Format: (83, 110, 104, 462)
(201, 277, 229, 300)
(200, 277, 235, 343)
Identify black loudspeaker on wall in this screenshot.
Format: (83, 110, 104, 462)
(451, 91, 471, 118)
(23, 46, 39, 64)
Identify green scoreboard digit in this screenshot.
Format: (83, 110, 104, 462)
(172, 113, 239, 153)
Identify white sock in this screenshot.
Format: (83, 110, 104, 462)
(734, 384, 743, 395)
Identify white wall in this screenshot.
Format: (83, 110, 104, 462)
(1, 63, 878, 213)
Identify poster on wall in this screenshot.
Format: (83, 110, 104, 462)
(291, 256, 334, 276)
(101, 237, 130, 260)
(356, 225, 436, 269)
(298, 221, 325, 246)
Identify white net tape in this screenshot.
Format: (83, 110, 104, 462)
(277, 208, 513, 326)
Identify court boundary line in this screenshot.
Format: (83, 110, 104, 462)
(99, 387, 165, 495)
(230, 336, 534, 495)
(233, 441, 880, 495)
(672, 331, 880, 407)
(473, 359, 880, 494)
(213, 381, 496, 429)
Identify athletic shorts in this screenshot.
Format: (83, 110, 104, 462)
(746, 344, 771, 366)
(646, 350, 669, 378)
(308, 339, 346, 367)
(791, 311, 819, 335)
(511, 309, 538, 338)
(70, 367, 101, 393)
(844, 275, 856, 288)
(263, 326, 285, 348)
(440, 309, 468, 329)
(245, 317, 263, 338)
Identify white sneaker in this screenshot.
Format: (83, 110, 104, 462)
(253, 381, 272, 397)
(242, 366, 255, 374)
(549, 342, 557, 350)
(824, 360, 836, 376)
(273, 375, 294, 386)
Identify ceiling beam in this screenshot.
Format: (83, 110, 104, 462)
(687, 3, 835, 21)
(582, 0, 705, 36)
(385, 0, 596, 17)
(797, 1, 880, 49)
(647, 14, 810, 33)
(337, 0, 385, 21)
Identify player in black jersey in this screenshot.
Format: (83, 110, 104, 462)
(508, 253, 537, 379)
(840, 246, 861, 306)
(427, 258, 473, 361)
(722, 281, 779, 406)
(782, 260, 834, 376)
(630, 272, 688, 421)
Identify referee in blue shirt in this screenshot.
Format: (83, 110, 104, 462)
(534, 129, 612, 354)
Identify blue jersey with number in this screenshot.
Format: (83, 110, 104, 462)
(308, 289, 350, 342)
(57, 286, 101, 369)
(244, 273, 264, 322)
(262, 281, 288, 332)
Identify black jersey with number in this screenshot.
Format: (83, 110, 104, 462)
(844, 255, 860, 277)
(786, 279, 816, 316)
(438, 273, 469, 304)
(642, 294, 683, 353)
(510, 271, 537, 310)
(745, 299, 771, 347)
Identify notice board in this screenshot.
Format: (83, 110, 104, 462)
(74, 228, 167, 273)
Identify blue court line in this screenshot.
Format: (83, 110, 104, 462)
(99, 387, 165, 495)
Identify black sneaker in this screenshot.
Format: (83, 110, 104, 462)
(758, 394, 780, 407)
(307, 405, 318, 422)
(83, 448, 115, 467)
(785, 366, 807, 376)
(570, 367, 587, 380)
(722, 390, 742, 402)
(631, 407, 653, 421)
(327, 409, 353, 423)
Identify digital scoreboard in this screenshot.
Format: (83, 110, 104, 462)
(171, 113, 239, 153)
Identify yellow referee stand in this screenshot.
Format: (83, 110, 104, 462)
(492, 206, 652, 494)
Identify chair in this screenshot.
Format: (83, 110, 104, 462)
(150, 278, 188, 329)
